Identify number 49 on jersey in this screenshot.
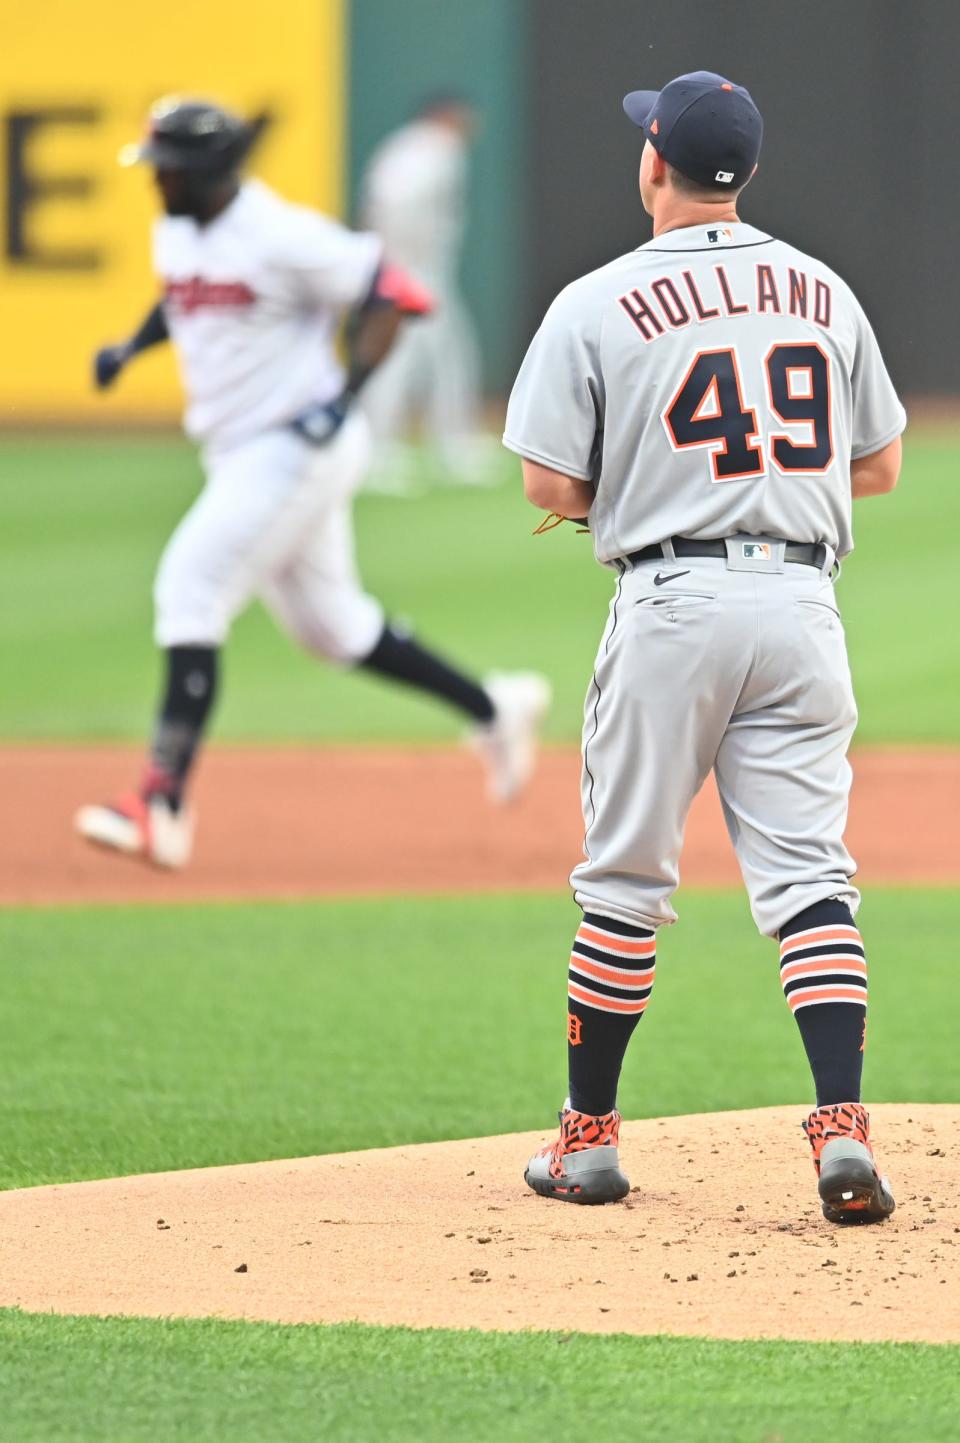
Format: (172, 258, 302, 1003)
(663, 344, 833, 481)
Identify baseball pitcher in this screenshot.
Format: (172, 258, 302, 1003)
(77, 98, 549, 869)
(504, 72, 905, 1222)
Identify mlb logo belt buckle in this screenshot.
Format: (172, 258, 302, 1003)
(724, 538, 785, 572)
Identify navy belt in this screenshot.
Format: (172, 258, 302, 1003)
(625, 537, 826, 569)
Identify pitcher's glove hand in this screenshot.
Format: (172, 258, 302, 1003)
(291, 393, 351, 446)
(93, 343, 131, 390)
(533, 512, 590, 535)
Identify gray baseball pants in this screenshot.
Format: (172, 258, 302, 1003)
(572, 538, 859, 938)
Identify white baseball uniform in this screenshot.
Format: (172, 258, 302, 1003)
(357, 119, 481, 474)
(152, 178, 385, 660)
(504, 221, 906, 936)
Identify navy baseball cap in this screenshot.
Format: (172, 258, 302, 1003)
(623, 70, 762, 189)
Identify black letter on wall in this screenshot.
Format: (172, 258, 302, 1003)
(6, 108, 102, 269)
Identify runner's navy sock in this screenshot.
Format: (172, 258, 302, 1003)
(360, 623, 494, 722)
(566, 912, 657, 1116)
(779, 898, 867, 1106)
(145, 645, 219, 809)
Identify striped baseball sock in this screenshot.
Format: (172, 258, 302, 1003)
(567, 911, 656, 1116)
(779, 899, 867, 1107)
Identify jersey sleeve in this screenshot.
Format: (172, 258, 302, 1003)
(274, 205, 383, 310)
(502, 285, 603, 481)
(849, 301, 907, 459)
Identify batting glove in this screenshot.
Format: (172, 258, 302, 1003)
(93, 343, 131, 390)
(291, 394, 350, 446)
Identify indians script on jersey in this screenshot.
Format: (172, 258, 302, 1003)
(152, 179, 381, 447)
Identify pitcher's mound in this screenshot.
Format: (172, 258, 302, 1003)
(1, 1105, 957, 1344)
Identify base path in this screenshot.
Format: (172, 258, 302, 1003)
(1, 745, 958, 905)
(1, 1106, 957, 1344)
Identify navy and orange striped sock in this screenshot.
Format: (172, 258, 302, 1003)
(779, 899, 867, 1107)
(566, 911, 656, 1116)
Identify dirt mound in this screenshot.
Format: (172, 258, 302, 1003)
(1, 1105, 957, 1344)
(2, 745, 958, 905)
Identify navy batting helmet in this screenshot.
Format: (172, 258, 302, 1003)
(120, 97, 260, 174)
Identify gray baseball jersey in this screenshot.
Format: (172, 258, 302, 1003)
(504, 222, 905, 562)
(503, 220, 905, 940)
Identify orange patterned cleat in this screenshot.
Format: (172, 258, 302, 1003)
(803, 1103, 895, 1225)
(525, 1104, 630, 1205)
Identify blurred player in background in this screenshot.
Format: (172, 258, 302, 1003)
(358, 94, 491, 490)
(76, 97, 549, 869)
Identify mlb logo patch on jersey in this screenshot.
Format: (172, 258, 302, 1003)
(742, 542, 771, 560)
(706, 226, 734, 245)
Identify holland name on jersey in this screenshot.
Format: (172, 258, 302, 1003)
(618, 263, 832, 344)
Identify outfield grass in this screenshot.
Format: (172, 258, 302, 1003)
(0, 887, 955, 1191)
(0, 1310, 955, 1443)
(0, 435, 608, 743)
(0, 430, 957, 743)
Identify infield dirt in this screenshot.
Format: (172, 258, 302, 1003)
(1, 1106, 957, 1344)
(4, 744, 957, 1346)
(2, 744, 958, 903)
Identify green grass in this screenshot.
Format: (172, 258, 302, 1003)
(843, 432, 960, 741)
(0, 1311, 956, 1443)
(0, 429, 957, 743)
(0, 435, 608, 743)
(2, 887, 956, 1435)
(0, 887, 955, 1192)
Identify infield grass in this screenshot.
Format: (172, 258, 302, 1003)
(0, 1310, 956, 1443)
(0, 887, 955, 1191)
(0, 428, 957, 743)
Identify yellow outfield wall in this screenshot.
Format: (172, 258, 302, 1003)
(1, 0, 344, 422)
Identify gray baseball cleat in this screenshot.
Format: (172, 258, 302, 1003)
(525, 1104, 630, 1205)
(803, 1103, 896, 1225)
